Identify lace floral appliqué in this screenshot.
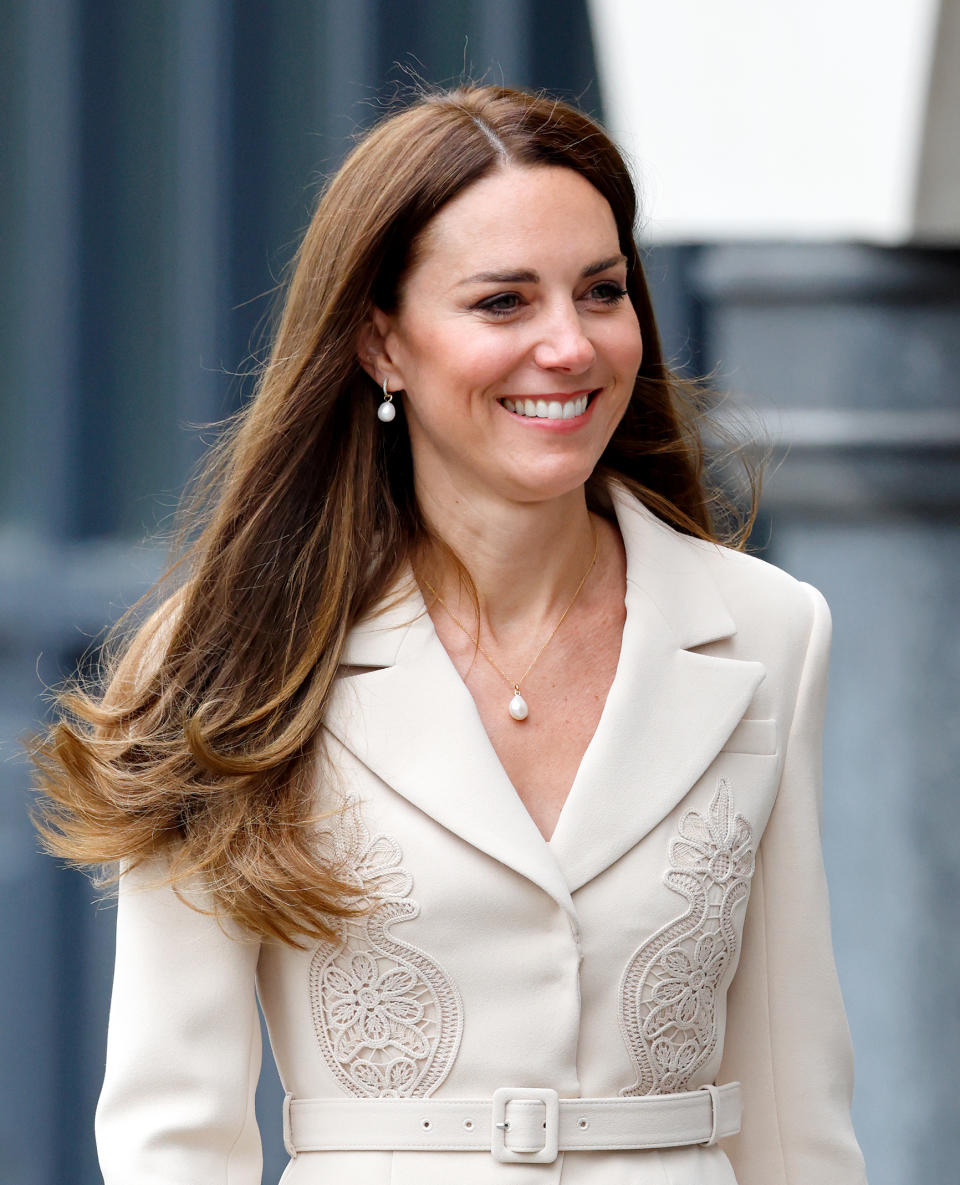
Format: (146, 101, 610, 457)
(618, 778, 755, 1095)
(309, 802, 463, 1098)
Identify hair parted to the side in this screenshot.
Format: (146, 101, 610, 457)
(31, 85, 761, 946)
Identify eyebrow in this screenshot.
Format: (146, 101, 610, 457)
(457, 255, 627, 286)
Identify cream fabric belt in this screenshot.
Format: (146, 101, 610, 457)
(283, 1081, 742, 1165)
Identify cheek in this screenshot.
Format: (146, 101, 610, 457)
(405, 327, 519, 394)
(599, 319, 644, 386)
(618, 313, 644, 370)
(618, 332, 644, 394)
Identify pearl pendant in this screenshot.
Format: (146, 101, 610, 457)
(508, 691, 529, 721)
(377, 399, 396, 422)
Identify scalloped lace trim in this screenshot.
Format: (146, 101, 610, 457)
(618, 778, 755, 1095)
(309, 801, 463, 1098)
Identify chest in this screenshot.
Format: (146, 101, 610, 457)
(433, 596, 626, 841)
(264, 723, 779, 1109)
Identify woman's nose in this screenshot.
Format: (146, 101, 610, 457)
(532, 305, 596, 373)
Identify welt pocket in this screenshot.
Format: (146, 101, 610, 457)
(720, 717, 778, 756)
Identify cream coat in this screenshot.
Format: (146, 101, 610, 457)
(96, 486, 868, 1185)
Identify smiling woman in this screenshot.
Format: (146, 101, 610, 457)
(32, 85, 866, 1185)
(361, 166, 643, 513)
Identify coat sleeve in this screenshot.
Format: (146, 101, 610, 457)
(718, 584, 868, 1185)
(95, 859, 264, 1185)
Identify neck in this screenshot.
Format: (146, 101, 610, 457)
(416, 481, 597, 641)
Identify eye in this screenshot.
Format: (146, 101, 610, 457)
(583, 281, 628, 306)
(473, 291, 525, 318)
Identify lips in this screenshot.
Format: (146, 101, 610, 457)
(499, 391, 595, 420)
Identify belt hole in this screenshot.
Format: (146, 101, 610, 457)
(463, 1119, 474, 1131)
(577, 1118, 589, 1129)
(420, 1119, 431, 1130)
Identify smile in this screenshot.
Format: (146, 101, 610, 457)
(499, 391, 595, 420)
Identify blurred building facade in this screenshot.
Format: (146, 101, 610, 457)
(589, 5, 960, 1181)
(2, 2, 958, 1183)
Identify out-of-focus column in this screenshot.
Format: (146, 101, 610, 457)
(691, 243, 960, 1185)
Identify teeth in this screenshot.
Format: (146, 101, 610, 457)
(502, 393, 593, 419)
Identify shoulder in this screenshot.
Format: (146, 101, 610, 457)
(660, 529, 832, 720)
(685, 536, 832, 687)
(613, 485, 828, 658)
(692, 534, 828, 633)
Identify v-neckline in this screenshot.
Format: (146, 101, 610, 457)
(418, 517, 635, 847)
(420, 599, 631, 845)
(326, 486, 760, 901)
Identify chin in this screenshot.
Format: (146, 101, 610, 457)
(500, 461, 598, 505)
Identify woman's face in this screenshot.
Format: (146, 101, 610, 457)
(367, 165, 644, 508)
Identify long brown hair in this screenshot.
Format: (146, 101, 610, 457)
(32, 85, 758, 946)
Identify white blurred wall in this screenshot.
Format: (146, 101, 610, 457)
(588, 0, 960, 242)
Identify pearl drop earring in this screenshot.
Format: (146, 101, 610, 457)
(378, 378, 397, 422)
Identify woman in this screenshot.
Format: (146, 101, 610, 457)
(34, 85, 867, 1184)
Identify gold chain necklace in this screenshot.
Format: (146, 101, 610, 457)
(421, 521, 599, 722)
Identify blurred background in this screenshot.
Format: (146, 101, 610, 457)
(2, 2, 959, 1182)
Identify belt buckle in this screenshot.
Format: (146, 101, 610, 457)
(491, 1086, 560, 1164)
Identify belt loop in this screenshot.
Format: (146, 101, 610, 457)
(699, 1083, 720, 1146)
(282, 1092, 298, 1158)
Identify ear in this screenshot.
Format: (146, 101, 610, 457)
(357, 307, 404, 391)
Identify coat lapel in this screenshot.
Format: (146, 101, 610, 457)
(325, 487, 764, 908)
(548, 489, 765, 891)
(325, 580, 578, 917)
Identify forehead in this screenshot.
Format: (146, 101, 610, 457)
(410, 165, 621, 279)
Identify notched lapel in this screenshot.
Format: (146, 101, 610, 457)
(548, 490, 766, 892)
(324, 596, 577, 919)
(548, 636, 765, 892)
(325, 488, 765, 911)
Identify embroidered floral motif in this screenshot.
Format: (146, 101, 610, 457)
(618, 778, 755, 1096)
(310, 801, 463, 1098)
